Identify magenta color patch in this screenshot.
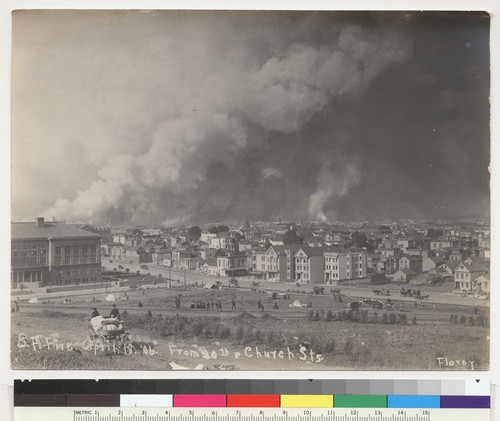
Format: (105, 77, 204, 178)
(173, 394, 227, 407)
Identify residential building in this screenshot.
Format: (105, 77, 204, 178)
(252, 248, 268, 276)
(199, 248, 216, 261)
(216, 251, 250, 277)
(399, 255, 423, 274)
(200, 232, 217, 243)
(210, 236, 227, 250)
(454, 261, 488, 291)
(393, 268, 417, 283)
(324, 250, 367, 284)
(431, 238, 453, 250)
(422, 256, 445, 272)
(379, 247, 401, 259)
(294, 246, 326, 284)
(152, 248, 171, 265)
(474, 275, 490, 293)
(439, 260, 461, 276)
(275, 244, 303, 282)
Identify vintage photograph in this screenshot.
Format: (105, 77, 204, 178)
(10, 10, 490, 370)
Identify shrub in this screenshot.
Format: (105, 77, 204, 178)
(218, 327, 231, 339)
(271, 330, 285, 347)
(477, 315, 488, 326)
(254, 329, 264, 342)
(202, 325, 212, 338)
(344, 338, 354, 361)
(233, 325, 244, 342)
(323, 339, 336, 355)
(412, 316, 417, 325)
(399, 314, 408, 324)
(326, 310, 334, 321)
(381, 313, 389, 324)
(371, 311, 379, 324)
(460, 315, 467, 324)
(389, 312, 398, 325)
(468, 316, 475, 326)
(360, 310, 369, 323)
(242, 327, 254, 344)
(192, 320, 206, 336)
(173, 317, 185, 333)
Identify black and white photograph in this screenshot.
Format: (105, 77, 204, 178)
(10, 10, 490, 370)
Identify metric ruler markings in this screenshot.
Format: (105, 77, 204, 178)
(70, 410, 433, 421)
(15, 407, 490, 421)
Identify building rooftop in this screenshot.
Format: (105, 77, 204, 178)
(12, 220, 100, 240)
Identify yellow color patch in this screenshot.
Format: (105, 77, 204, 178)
(280, 395, 333, 408)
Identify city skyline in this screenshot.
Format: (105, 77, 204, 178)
(11, 11, 490, 225)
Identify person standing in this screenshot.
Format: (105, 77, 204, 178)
(231, 298, 236, 310)
(90, 307, 99, 319)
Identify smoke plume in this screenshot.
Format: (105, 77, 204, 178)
(308, 162, 362, 222)
(36, 16, 410, 224)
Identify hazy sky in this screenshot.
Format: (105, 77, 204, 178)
(11, 11, 490, 225)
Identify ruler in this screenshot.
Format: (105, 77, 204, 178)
(14, 407, 489, 421)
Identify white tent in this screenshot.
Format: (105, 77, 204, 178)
(169, 362, 189, 370)
(193, 364, 208, 370)
(28, 297, 39, 304)
(105, 294, 116, 302)
(289, 299, 304, 308)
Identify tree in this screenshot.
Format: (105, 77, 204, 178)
(427, 228, 443, 239)
(283, 229, 303, 245)
(264, 239, 272, 249)
(379, 225, 392, 234)
(348, 231, 370, 249)
(209, 225, 230, 234)
(371, 272, 388, 285)
(187, 225, 202, 241)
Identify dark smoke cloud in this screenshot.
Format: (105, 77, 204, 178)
(12, 11, 489, 224)
(39, 15, 410, 224)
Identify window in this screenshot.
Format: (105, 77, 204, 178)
(64, 246, 71, 265)
(55, 247, 62, 265)
(82, 245, 88, 263)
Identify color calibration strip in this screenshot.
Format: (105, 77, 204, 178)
(13, 394, 490, 409)
(14, 379, 490, 396)
(14, 379, 489, 409)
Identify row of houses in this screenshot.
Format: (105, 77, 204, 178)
(390, 256, 490, 293)
(252, 245, 367, 284)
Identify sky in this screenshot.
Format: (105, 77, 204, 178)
(11, 10, 490, 225)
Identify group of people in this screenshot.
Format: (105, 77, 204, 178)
(90, 303, 120, 320)
(89, 304, 124, 335)
(189, 299, 229, 312)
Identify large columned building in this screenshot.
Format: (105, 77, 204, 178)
(11, 217, 102, 289)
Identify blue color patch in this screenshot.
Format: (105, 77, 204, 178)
(388, 395, 440, 408)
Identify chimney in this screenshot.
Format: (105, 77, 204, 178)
(35, 217, 45, 228)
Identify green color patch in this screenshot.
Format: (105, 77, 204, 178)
(334, 395, 387, 408)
